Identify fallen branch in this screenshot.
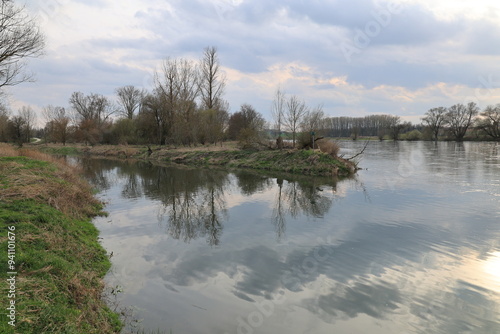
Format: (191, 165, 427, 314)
(346, 141, 369, 161)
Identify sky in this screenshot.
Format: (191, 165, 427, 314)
(5, 0, 500, 124)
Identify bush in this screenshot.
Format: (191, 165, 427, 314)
(297, 132, 313, 149)
(402, 129, 422, 141)
(237, 128, 263, 149)
(316, 139, 340, 157)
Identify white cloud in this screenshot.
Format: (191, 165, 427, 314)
(5, 0, 500, 123)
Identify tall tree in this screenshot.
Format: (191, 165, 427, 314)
(69, 92, 116, 145)
(0, 0, 45, 89)
(140, 91, 166, 145)
(386, 115, 411, 141)
(175, 58, 201, 145)
(0, 100, 9, 141)
(299, 104, 325, 147)
(116, 85, 143, 119)
(43, 105, 70, 145)
(422, 107, 447, 142)
(199, 46, 225, 111)
(227, 104, 265, 147)
(271, 86, 286, 132)
(155, 57, 200, 145)
(271, 86, 286, 148)
(446, 102, 479, 141)
(477, 104, 500, 140)
(199, 108, 228, 145)
(155, 57, 180, 143)
(8, 114, 26, 146)
(69, 92, 116, 124)
(18, 105, 35, 143)
(284, 95, 308, 147)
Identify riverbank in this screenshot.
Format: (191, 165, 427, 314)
(0, 145, 122, 333)
(37, 143, 357, 177)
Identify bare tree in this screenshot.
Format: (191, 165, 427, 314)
(446, 102, 479, 141)
(155, 57, 180, 143)
(176, 58, 201, 144)
(69, 92, 116, 145)
(271, 86, 286, 132)
(9, 114, 25, 146)
(69, 92, 116, 124)
(477, 104, 500, 140)
(141, 91, 166, 145)
(18, 105, 35, 143)
(299, 104, 325, 148)
(284, 95, 308, 147)
(199, 46, 225, 111)
(0, 0, 45, 89)
(271, 86, 286, 148)
(0, 100, 9, 141)
(386, 115, 412, 141)
(422, 107, 447, 142)
(116, 85, 143, 119)
(43, 105, 70, 145)
(199, 108, 229, 145)
(301, 104, 324, 133)
(155, 57, 201, 145)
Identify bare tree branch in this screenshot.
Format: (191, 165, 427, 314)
(0, 0, 44, 88)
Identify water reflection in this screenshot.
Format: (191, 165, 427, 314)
(82, 159, 342, 245)
(82, 142, 500, 334)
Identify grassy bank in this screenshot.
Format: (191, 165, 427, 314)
(150, 148, 356, 177)
(37, 143, 356, 177)
(0, 145, 121, 333)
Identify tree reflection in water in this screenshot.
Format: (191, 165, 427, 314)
(82, 158, 344, 245)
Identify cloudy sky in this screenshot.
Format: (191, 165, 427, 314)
(6, 0, 500, 123)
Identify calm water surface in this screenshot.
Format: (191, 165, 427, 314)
(83, 141, 500, 334)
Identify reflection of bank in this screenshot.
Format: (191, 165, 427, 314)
(272, 176, 342, 241)
(83, 157, 348, 245)
(157, 168, 344, 245)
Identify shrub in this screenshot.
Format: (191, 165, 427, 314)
(402, 129, 422, 141)
(316, 139, 340, 157)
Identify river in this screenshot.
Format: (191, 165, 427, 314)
(82, 141, 500, 334)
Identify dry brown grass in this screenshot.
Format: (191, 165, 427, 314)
(316, 139, 340, 157)
(0, 143, 102, 219)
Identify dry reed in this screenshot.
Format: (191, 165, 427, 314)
(0, 143, 102, 218)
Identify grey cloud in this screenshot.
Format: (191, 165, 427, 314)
(151, 221, 458, 301)
(304, 280, 403, 321)
(464, 21, 500, 56)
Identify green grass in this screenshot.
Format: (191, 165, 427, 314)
(0, 150, 122, 333)
(153, 149, 355, 177)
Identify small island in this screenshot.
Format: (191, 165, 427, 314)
(39, 140, 359, 178)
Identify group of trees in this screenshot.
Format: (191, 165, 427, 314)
(0, 102, 37, 145)
(422, 102, 500, 142)
(320, 114, 414, 141)
(1, 46, 248, 147)
(1, 1, 499, 147)
(270, 87, 325, 147)
(0, 0, 43, 145)
(3, 90, 499, 147)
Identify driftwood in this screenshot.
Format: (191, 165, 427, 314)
(345, 141, 369, 161)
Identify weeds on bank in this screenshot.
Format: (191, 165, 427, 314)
(0, 143, 121, 333)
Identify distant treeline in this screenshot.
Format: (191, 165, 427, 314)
(322, 115, 420, 139)
(0, 46, 499, 146)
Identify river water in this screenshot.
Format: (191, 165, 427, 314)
(83, 141, 500, 334)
